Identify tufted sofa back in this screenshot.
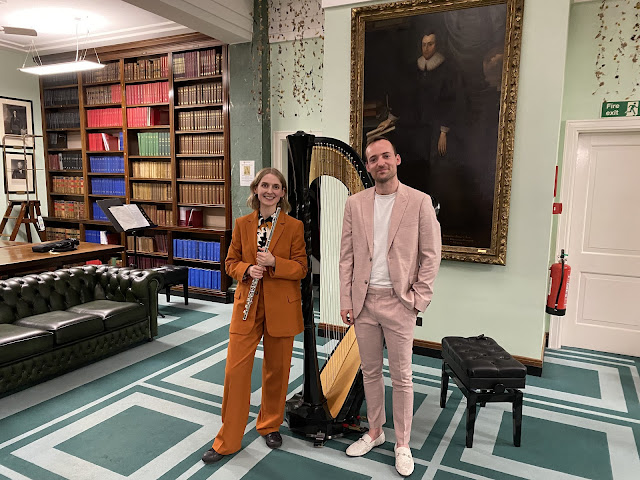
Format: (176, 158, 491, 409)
(0, 265, 161, 324)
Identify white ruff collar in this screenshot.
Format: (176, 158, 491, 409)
(417, 52, 445, 72)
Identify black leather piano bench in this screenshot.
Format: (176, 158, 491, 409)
(440, 335, 526, 448)
(151, 265, 189, 305)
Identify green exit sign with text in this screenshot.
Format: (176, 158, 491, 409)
(601, 101, 639, 117)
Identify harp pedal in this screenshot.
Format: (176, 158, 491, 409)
(313, 431, 326, 447)
(343, 423, 367, 433)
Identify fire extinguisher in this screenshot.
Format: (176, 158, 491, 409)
(546, 249, 571, 316)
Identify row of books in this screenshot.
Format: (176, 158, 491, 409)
(85, 84, 122, 105)
(52, 176, 84, 194)
(84, 63, 120, 84)
(46, 227, 80, 240)
(88, 132, 124, 151)
(178, 133, 224, 155)
(125, 82, 169, 105)
(46, 111, 80, 129)
(86, 108, 122, 128)
(43, 73, 77, 88)
(43, 87, 78, 106)
(85, 229, 120, 244)
(137, 131, 171, 156)
(48, 152, 82, 171)
(53, 200, 85, 219)
(132, 183, 172, 201)
(47, 132, 81, 149)
(132, 160, 171, 178)
(127, 256, 166, 268)
(127, 107, 169, 127)
(91, 178, 126, 196)
(179, 184, 224, 205)
(140, 204, 173, 226)
(173, 239, 221, 261)
(124, 56, 169, 81)
(89, 155, 125, 173)
(126, 233, 168, 253)
(173, 49, 222, 79)
(92, 202, 108, 221)
(179, 158, 224, 179)
(178, 207, 203, 227)
(188, 268, 222, 291)
(176, 82, 223, 106)
(177, 109, 224, 131)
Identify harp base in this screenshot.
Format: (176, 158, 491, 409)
(285, 392, 367, 447)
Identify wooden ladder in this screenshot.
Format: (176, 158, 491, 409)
(0, 200, 46, 242)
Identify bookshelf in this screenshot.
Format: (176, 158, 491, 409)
(39, 35, 232, 301)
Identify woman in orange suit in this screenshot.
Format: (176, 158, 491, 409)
(202, 167, 307, 463)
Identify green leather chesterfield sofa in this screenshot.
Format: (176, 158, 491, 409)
(0, 265, 162, 396)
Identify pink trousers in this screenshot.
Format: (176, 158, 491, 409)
(354, 287, 416, 446)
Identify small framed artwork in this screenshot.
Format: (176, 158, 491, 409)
(0, 96, 34, 148)
(4, 152, 35, 194)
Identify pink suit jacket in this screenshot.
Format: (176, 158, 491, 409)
(339, 182, 441, 318)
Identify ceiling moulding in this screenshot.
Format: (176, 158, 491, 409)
(322, 0, 371, 7)
(38, 33, 224, 64)
(31, 23, 192, 55)
(123, 0, 253, 44)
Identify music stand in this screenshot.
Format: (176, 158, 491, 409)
(97, 199, 156, 268)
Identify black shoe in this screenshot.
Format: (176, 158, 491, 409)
(264, 431, 283, 449)
(202, 448, 225, 464)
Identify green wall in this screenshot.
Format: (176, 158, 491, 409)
(323, 0, 572, 361)
(545, 0, 640, 331)
(270, 38, 324, 135)
(0, 49, 45, 242)
(228, 0, 271, 221)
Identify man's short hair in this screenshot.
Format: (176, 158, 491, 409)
(364, 135, 397, 162)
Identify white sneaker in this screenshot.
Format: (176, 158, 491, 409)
(394, 445, 414, 476)
(345, 431, 385, 457)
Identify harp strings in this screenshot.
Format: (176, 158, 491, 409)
(311, 144, 365, 393)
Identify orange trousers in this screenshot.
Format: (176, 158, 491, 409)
(212, 287, 295, 454)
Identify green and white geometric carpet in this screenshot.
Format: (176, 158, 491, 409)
(0, 298, 639, 479)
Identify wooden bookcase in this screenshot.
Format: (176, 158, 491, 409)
(39, 34, 232, 301)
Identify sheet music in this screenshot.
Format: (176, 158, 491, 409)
(109, 204, 150, 231)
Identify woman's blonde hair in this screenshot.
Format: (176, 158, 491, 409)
(246, 167, 292, 213)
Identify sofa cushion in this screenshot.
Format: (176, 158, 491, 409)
(0, 324, 54, 365)
(15, 311, 104, 345)
(67, 300, 147, 330)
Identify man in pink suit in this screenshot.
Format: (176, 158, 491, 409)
(340, 136, 441, 476)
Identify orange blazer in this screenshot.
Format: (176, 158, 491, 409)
(226, 210, 308, 337)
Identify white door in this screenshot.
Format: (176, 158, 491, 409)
(559, 131, 640, 356)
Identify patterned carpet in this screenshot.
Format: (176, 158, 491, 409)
(0, 298, 639, 479)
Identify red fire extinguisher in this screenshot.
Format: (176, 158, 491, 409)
(546, 249, 571, 316)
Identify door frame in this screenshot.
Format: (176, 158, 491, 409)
(549, 117, 640, 348)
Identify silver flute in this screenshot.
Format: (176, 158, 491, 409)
(242, 207, 281, 321)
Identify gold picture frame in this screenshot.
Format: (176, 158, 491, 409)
(351, 0, 524, 265)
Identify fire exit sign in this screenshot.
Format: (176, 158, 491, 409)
(601, 101, 639, 117)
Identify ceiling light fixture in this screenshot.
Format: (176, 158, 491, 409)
(18, 17, 104, 76)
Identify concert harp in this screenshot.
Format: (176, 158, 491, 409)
(285, 131, 373, 446)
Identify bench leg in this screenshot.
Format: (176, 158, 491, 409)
(440, 362, 449, 408)
(513, 389, 523, 447)
(466, 393, 477, 448)
(165, 285, 171, 302)
(183, 281, 188, 305)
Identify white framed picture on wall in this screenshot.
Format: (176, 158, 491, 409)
(0, 96, 34, 148)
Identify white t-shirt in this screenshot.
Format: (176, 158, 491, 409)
(369, 191, 396, 287)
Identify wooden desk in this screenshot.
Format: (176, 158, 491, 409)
(0, 241, 26, 248)
(0, 242, 124, 278)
